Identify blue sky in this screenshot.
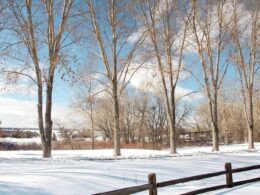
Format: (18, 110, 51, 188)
(0, 0, 254, 128)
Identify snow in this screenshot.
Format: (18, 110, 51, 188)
(0, 137, 42, 145)
(0, 143, 260, 194)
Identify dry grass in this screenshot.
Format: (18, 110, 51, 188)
(0, 142, 42, 150)
(0, 129, 39, 138)
(0, 138, 211, 151)
(52, 140, 168, 150)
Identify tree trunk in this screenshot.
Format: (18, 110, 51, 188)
(248, 124, 254, 149)
(37, 83, 45, 148)
(123, 127, 129, 144)
(212, 92, 219, 151)
(113, 81, 121, 156)
(90, 102, 95, 149)
(158, 64, 176, 154)
(36, 73, 49, 157)
(44, 78, 54, 158)
(42, 139, 51, 158)
(247, 91, 254, 149)
(212, 122, 219, 151)
(168, 120, 176, 154)
(170, 87, 177, 154)
(224, 129, 229, 145)
(139, 95, 147, 145)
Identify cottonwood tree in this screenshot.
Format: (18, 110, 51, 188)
(85, 0, 145, 156)
(189, 0, 231, 151)
(6, 0, 75, 157)
(138, 0, 191, 153)
(254, 94, 260, 140)
(230, 0, 260, 149)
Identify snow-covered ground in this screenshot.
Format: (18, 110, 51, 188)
(0, 137, 42, 145)
(0, 143, 260, 194)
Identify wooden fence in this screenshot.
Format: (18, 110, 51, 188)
(93, 163, 260, 195)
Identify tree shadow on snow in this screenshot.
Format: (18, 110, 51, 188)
(0, 181, 51, 195)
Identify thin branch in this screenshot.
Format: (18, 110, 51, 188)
(4, 70, 38, 85)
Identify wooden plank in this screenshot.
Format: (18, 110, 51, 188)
(233, 177, 260, 187)
(157, 171, 226, 188)
(180, 184, 227, 195)
(94, 164, 260, 195)
(181, 177, 260, 195)
(232, 165, 260, 173)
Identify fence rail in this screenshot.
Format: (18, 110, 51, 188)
(94, 162, 260, 195)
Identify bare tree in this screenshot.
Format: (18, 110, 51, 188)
(94, 98, 115, 141)
(138, 0, 190, 153)
(85, 0, 145, 156)
(189, 0, 231, 151)
(0, 2, 10, 76)
(86, 79, 95, 149)
(146, 96, 167, 149)
(6, 0, 75, 157)
(230, 0, 260, 149)
(136, 92, 149, 147)
(75, 75, 96, 149)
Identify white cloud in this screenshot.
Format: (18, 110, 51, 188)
(127, 63, 160, 92)
(0, 83, 36, 96)
(0, 97, 37, 127)
(127, 64, 203, 102)
(0, 97, 84, 129)
(127, 27, 146, 44)
(175, 87, 204, 102)
(0, 68, 37, 96)
(184, 1, 252, 54)
(91, 83, 110, 99)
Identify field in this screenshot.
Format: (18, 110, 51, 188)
(0, 143, 260, 194)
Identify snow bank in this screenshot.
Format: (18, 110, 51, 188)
(0, 137, 41, 145)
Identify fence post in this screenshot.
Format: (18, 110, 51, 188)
(148, 173, 157, 195)
(225, 162, 233, 188)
